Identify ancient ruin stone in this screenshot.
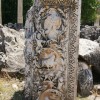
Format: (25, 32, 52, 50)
(0, 28, 5, 53)
(96, 36, 100, 44)
(80, 26, 100, 41)
(79, 39, 100, 74)
(24, 0, 81, 100)
(0, 26, 25, 73)
(78, 56, 93, 97)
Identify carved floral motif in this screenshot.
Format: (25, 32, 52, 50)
(24, 0, 81, 100)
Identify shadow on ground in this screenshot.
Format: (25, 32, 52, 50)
(11, 90, 24, 100)
(92, 66, 100, 85)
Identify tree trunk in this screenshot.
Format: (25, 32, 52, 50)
(17, 0, 23, 28)
(94, 16, 100, 27)
(24, 0, 81, 100)
(0, 0, 2, 24)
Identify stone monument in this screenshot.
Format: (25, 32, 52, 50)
(24, 0, 81, 100)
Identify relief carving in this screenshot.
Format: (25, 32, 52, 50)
(24, 0, 81, 100)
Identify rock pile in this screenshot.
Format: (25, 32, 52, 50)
(80, 25, 100, 41)
(0, 24, 25, 73)
(4, 23, 23, 30)
(96, 36, 100, 43)
(0, 24, 100, 74)
(0, 24, 100, 97)
(79, 39, 100, 75)
(80, 26, 100, 75)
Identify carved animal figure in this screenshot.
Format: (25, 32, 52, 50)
(38, 7, 66, 42)
(39, 89, 62, 100)
(39, 48, 63, 70)
(44, 8, 62, 40)
(39, 81, 63, 100)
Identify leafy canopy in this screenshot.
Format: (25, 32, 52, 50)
(81, 0, 98, 25)
(1, 0, 99, 25)
(2, 0, 33, 24)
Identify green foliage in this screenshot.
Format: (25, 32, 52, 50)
(96, 0, 100, 15)
(1, 0, 98, 25)
(81, 0, 98, 25)
(2, 0, 33, 24)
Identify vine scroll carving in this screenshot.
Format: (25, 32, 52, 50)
(24, 0, 81, 100)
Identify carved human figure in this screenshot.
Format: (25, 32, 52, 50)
(36, 7, 66, 43)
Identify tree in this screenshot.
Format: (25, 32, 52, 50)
(2, 0, 33, 24)
(23, 0, 33, 23)
(17, 0, 23, 24)
(94, 0, 100, 26)
(2, 0, 17, 24)
(81, 0, 97, 25)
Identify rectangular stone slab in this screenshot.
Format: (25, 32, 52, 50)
(24, 0, 81, 100)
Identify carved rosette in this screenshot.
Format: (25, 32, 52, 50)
(24, 0, 81, 100)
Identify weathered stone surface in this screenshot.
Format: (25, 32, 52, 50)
(96, 36, 100, 43)
(79, 39, 100, 74)
(78, 56, 93, 97)
(78, 45, 100, 96)
(80, 26, 100, 41)
(0, 26, 100, 76)
(0, 52, 6, 69)
(79, 39, 99, 56)
(84, 48, 100, 74)
(0, 25, 25, 73)
(0, 28, 5, 53)
(0, 24, 100, 99)
(24, 0, 81, 99)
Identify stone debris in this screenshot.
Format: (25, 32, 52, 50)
(12, 83, 19, 91)
(79, 39, 99, 56)
(0, 25, 25, 73)
(80, 25, 100, 41)
(0, 23, 100, 99)
(0, 24, 100, 78)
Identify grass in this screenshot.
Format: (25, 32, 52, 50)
(0, 77, 99, 100)
(0, 78, 24, 100)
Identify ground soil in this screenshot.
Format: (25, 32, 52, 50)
(0, 75, 100, 100)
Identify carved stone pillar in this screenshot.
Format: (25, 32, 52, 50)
(24, 0, 81, 100)
(0, 0, 2, 24)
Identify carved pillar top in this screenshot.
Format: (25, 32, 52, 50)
(40, 0, 68, 6)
